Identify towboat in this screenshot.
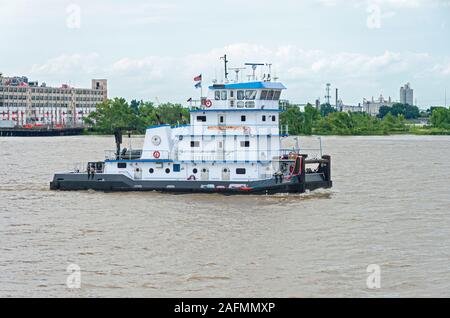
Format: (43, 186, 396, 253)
(50, 60, 332, 194)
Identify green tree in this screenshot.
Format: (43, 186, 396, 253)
(320, 103, 336, 117)
(85, 98, 136, 134)
(280, 105, 304, 135)
(430, 107, 450, 129)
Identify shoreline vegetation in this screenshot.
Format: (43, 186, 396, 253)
(83, 98, 450, 136)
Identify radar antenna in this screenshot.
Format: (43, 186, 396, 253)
(229, 67, 246, 82)
(245, 63, 265, 81)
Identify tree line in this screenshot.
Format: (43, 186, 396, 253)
(84, 98, 450, 135)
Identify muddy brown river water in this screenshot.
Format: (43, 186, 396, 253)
(0, 135, 449, 297)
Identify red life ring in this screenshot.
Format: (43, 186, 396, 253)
(205, 99, 212, 108)
(153, 151, 161, 159)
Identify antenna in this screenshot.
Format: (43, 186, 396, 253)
(245, 63, 265, 81)
(229, 67, 246, 82)
(265, 63, 272, 81)
(220, 54, 229, 80)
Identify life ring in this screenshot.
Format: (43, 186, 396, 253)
(205, 99, 212, 108)
(153, 151, 161, 159)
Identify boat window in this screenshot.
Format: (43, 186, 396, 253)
(237, 90, 245, 100)
(241, 115, 246, 122)
(273, 90, 281, 100)
(236, 168, 246, 175)
(240, 141, 250, 147)
(260, 90, 268, 100)
(190, 141, 200, 147)
(245, 101, 255, 108)
(193, 168, 198, 174)
(229, 100, 235, 107)
(215, 91, 221, 100)
(245, 90, 257, 100)
(165, 168, 170, 174)
(173, 164, 181, 172)
(237, 101, 245, 108)
(229, 90, 234, 98)
(221, 90, 227, 100)
(272, 115, 277, 122)
(149, 168, 154, 173)
(262, 115, 266, 122)
(117, 163, 127, 169)
(219, 115, 225, 123)
(267, 90, 274, 100)
(196, 116, 207, 122)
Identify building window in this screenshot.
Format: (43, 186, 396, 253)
(196, 115, 207, 122)
(236, 168, 246, 175)
(241, 115, 246, 122)
(240, 141, 250, 147)
(191, 141, 200, 147)
(117, 162, 127, 169)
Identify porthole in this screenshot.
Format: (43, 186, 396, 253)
(149, 168, 154, 174)
(165, 168, 171, 174)
(193, 168, 198, 174)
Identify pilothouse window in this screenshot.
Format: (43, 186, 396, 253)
(267, 90, 274, 100)
(273, 90, 281, 100)
(221, 91, 227, 100)
(237, 90, 245, 100)
(215, 91, 220, 100)
(245, 90, 257, 100)
(260, 90, 268, 100)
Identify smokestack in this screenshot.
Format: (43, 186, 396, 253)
(335, 88, 339, 111)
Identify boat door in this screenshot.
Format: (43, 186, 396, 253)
(217, 139, 224, 160)
(222, 168, 230, 181)
(134, 167, 142, 179)
(200, 168, 209, 181)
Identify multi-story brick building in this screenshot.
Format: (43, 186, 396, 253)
(0, 73, 107, 126)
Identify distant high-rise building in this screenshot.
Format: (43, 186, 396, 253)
(400, 83, 414, 106)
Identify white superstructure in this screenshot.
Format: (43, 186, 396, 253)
(103, 77, 287, 183)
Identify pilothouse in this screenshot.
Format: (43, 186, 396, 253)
(50, 58, 332, 194)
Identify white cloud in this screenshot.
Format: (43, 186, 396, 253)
(27, 44, 441, 104)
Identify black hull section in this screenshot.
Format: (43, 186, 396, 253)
(50, 173, 332, 195)
(50, 155, 332, 195)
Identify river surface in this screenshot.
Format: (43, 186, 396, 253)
(0, 135, 449, 297)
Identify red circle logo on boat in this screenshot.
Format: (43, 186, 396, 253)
(205, 99, 212, 108)
(153, 151, 161, 159)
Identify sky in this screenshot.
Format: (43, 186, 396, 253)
(1, 0, 450, 108)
